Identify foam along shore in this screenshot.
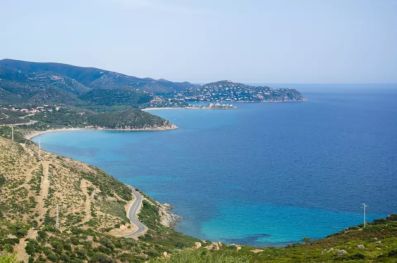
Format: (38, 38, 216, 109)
(24, 124, 178, 140)
(143, 104, 236, 111)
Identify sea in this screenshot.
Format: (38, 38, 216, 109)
(33, 84, 397, 246)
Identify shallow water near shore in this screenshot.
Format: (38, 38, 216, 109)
(34, 85, 397, 246)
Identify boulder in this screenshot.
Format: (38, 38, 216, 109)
(336, 249, 348, 257)
(357, 244, 365, 250)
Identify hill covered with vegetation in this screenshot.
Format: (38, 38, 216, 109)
(0, 105, 175, 142)
(0, 59, 304, 135)
(27, 107, 174, 130)
(0, 59, 196, 106)
(0, 59, 303, 108)
(0, 137, 196, 262)
(152, 215, 397, 262)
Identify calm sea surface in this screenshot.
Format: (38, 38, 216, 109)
(34, 85, 397, 246)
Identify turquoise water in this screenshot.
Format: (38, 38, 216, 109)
(34, 85, 397, 246)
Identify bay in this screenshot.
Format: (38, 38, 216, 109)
(34, 85, 397, 246)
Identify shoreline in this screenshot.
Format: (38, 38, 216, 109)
(24, 124, 178, 140)
(143, 99, 305, 111)
(158, 202, 181, 228)
(143, 106, 233, 111)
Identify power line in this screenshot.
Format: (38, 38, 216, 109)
(38, 139, 41, 160)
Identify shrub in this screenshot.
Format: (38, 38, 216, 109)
(0, 253, 17, 263)
(25, 240, 40, 255)
(89, 252, 113, 263)
(0, 175, 6, 187)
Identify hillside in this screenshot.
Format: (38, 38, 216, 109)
(0, 59, 196, 106)
(0, 59, 303, 108)
(183, 80, 303, 102)
(150, 215, 397, 263)
(0, 105, 175, 144)
(151, 215, 397, 262)
(25, 107, 175, 130)
(0, 137, 196, 262)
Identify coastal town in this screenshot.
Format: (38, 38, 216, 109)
(147, 80, 303, 108)
(0, 105, 62, 125)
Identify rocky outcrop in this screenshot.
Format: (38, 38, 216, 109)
(158, 203, 180, 227)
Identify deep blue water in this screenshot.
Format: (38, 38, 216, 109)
(34, 85, 397, 246)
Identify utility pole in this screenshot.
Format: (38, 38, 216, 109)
(362, 203, 367, 228)
(56, 204, 60, 229)
(38, 139, 41, 160)
(11, 125, 14, 142)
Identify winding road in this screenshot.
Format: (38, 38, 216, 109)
(124, 187, 148, 239)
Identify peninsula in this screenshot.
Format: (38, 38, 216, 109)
(0, 59, 303, 139)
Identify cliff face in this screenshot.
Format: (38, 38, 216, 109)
(0, 137, 195, 262)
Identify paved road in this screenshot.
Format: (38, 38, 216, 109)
(124, 187, 148, 239)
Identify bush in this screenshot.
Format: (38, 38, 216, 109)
(46, 252, 58, 262)
(10, 223, 28, 238)
(25, 240, 40, 255)
(0, 175, 6, 187)
(348, 253, 365, 260)
(388, 250, 397, 257)
(0, 253, 17, 263)
(89, 252, 113, 263)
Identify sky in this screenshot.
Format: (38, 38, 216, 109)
(1, 0, 396, 84)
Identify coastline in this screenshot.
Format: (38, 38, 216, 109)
(22, 127, 181, 231)
(143, 99, 305, 111)
(17, 98, 390, 250)
(143, 106, 231, 111)
(24, 124, 178, 140)
(158, 202, 181, 228)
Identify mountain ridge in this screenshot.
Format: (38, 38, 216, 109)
(0, 59, 303, 107)
(0, 59, 197, 105)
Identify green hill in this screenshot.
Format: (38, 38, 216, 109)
(0, 137, 196, 262)
(0, 59, 196, 106)
(0, 59, 303, 107)
(153, 215, 397, 262)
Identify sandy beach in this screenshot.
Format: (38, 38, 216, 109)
(24, 124, 178, 140)
(143, 105, 237, 111)
(143, 106, 201, 111)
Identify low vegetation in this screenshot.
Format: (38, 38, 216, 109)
(0, 137, 196, 262)
(27, 106, 171, 130)
(0, 253, 17, 263)
(153, 215, 397, 262)
(0, 106, 172, 143)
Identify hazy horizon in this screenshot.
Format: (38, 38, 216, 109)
(1, 0, 396, 84)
